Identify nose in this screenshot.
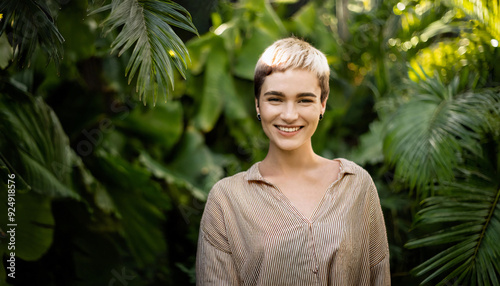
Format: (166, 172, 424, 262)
(280, 102, 299, 122)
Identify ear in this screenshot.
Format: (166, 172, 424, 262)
(255, 98, 260, 114)
(320, 96, 328, 114)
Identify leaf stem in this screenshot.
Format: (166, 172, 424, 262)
(472, 186, 500, 260)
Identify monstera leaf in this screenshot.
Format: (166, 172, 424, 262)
(90, 149, 171, 268)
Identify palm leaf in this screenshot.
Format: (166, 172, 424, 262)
(406, 155, 500, 285)
(91, 0, 198, 105)
(383, 70, 500, 193)
(0, 0, 64, 68)
(446, 0, 500, 41)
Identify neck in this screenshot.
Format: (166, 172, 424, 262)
(261, 141, 320, 176)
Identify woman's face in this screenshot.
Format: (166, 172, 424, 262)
(256, 68, 326, 152)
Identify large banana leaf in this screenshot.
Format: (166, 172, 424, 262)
(0, 82, 79, 199)
(91, 149, 170, 268)
(162, 128, 226, 195)
(0, 189, 55, 281)
(383, 72, 500, 193)
(232, 0, 285, 80)
(0, 82, 80, 282)
(91, 0, 198, 104)
(192, 35, 226, 133)
(114, 100, 184, 151)
(406, 153, 500, 285)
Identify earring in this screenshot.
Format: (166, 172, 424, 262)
(319, 114, 323, 121)
(257, 113, 261, 121)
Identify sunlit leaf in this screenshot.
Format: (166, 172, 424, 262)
(193, 36, 226, 132)
(446, 0, 500, 40)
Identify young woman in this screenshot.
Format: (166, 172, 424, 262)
(196, 38, 390, 285)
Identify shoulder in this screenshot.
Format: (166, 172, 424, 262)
(207, 167, 252, 202)
(336, 158, 376, 188)
(201, 167, 254, 225)
(337, 158, 370, 176)
(212, 169, 249, 190)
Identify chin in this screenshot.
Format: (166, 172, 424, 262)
(270, 140, 307, 152)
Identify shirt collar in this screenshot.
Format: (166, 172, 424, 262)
(245, 158, 356, 183)
(245, 162, 265, 182)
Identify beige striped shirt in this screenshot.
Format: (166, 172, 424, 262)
(196, 158, 390, 285)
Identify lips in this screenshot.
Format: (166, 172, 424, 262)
(275, 125, 303, 132)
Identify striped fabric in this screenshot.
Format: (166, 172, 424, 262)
(196, 158, 390, 285)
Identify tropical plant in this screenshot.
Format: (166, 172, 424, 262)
(406, 157, 500, 285)
(383, 72, 499, 193)
(382, 71, 500, 284)
(0, 0, 198, 104)
(1, 0, 499, 285)
(90, 0, 198, 104)
(375, 0, 500, 284)
(0, 0, 201, 284)
(0, 0, 65, 68)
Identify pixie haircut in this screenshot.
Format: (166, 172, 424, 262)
(254, 37, 330, 103)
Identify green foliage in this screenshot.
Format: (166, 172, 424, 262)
(0, 190, 54, 261)
(345, 0, 500, 284)
(383, 72, 500, 193)
(0, 0, 201, 284)
(91, 0, 198, 104)
(0, 0, 64, 68)
(116, 102, 184, 150)
(0, 83, 79, 199)
(93, 150, 170, 267)
(0, 86, 66, 281)
(0, 0, 499, 285)
(446, 0, 500, 40)
(405, 156, 500, 285)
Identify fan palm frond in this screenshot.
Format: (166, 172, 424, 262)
(383, 70, 500, 193)
(405, 155, 500, 285)
(0, 0, 64, 68)
(91, 0, 198, 105)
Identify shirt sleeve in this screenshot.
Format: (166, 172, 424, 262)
(368, 184, 391, 286)
(196, 188, 239, 285)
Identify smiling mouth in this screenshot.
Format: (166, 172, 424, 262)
(275, 126, 303, 132)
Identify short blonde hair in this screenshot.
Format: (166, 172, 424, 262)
(254, 37, 330, 103)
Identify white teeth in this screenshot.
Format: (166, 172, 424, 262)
(277, 126, 300, 132)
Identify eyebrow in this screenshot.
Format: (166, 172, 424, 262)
(263, 91, 317, 98)
(263, 91, 284, 97)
